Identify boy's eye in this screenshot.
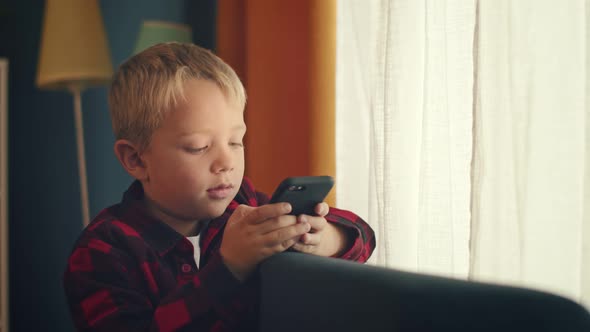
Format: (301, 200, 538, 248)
(230, 142, 244, 148)
(185, 146, 208, 153)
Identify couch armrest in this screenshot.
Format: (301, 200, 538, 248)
(259, 252, 590, 332)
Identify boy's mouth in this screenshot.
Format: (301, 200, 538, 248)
(207, 184, 234, 200)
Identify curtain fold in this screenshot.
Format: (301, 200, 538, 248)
(217, 0, 337, 203)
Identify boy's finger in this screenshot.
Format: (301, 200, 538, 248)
(299, 232, 321, 246)
(278, 238, 299, 251)
(291, 242, 313, 253)
(298, 215, 327, 231)
(257, 215, 297, 234)
(240, 203, 292, 225)
(263, 222, 310, 247)
(230, 204, 256, 221)
(315, 202, 329, 216)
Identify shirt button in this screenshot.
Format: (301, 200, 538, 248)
(181, 263, 192, 273)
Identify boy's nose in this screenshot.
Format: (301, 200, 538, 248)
(211, 147, 234, 173)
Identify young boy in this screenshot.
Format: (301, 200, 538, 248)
(64, 42, 375, 332)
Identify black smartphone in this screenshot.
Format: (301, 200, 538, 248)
(269, 176, 334, 215)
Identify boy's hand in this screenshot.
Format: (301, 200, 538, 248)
(220, 203, 311, 281)
(291, 202, 349, 257)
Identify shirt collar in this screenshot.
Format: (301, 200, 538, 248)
(117, 180, 186, 257)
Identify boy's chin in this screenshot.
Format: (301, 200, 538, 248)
(205, 201, 232, 219)
(206, 210, 226, 220)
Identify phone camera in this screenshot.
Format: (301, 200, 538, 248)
(288, 185, 306, 191)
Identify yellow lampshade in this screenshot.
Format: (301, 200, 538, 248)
(134, 20, 193, 54)
(36, 0, 113, 90)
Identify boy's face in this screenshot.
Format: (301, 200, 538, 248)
(140, 79, 246, 223)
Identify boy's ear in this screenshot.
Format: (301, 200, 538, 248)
(113, 139, 148, 181)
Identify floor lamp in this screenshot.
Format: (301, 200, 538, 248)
(36, 0, 113, 227)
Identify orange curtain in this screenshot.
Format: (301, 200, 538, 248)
(217, 0, 337, 204)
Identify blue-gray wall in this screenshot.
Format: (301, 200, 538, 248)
(2, 0, 215, 330)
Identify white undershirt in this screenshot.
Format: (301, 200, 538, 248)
(186, 235, 201, 268)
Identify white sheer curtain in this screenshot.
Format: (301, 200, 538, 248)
(471, 0, 589, 304)
(336, 0, 475, 278)
(336, 0, 590, 307)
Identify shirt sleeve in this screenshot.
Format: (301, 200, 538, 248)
(64, 235, 253, 332)
(323, 207, 376, 262)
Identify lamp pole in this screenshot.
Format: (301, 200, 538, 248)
(69, 84, 90, 227)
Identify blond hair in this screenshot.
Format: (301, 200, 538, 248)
(109, 42, 246, 151)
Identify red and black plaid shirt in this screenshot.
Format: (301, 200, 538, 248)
(64, 177, 375, 332)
